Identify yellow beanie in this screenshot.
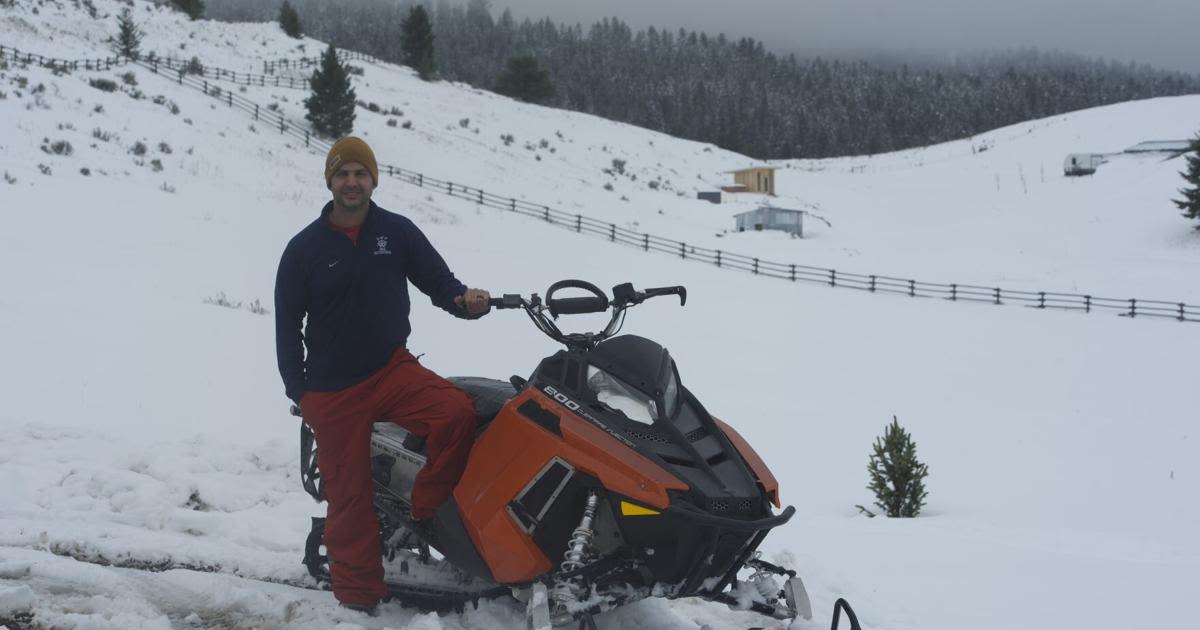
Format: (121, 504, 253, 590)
(325, 136, 379, 186)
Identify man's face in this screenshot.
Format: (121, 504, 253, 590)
(329, 162, 375, 211)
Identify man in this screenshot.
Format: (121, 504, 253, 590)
(274, 136, 490, 613)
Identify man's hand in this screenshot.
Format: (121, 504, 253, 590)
(455, 288, 492, 316)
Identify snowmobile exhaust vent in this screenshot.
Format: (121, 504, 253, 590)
(507, 457, 575, 534)
(626, 428, 671, 444)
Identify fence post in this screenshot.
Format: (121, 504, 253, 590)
(1084, 295, 1091, 312)
(447, 182, 453, 195)
(609, 225, 615, 242)
(643, 234, 649, 251)
(1128, 299, 1137, 318)
(478, 190, 484, 204)
(203, 79, 208, 94)
(254, 104, 259, 120)
(304, 130, 309, 147)
(510, 198, 515, 212)
(1038, 292, 1046, 308)
(418, 174, 423, 187)
(1179, 303, 1186, 321)
(716, 251, 722, 268)
(227, 92, 232, 107)
(544, 207, 551, 223)
(829, 269, 836, 287)
(869, 275, 876, 292)
(575, 214, 581, 232)
(680, 243, 686, 259)
(753, 258, 759, 274)
(279, 115, 285, 134)
(790, 265, 796, 281)
(950, 284, 957, 300)
(909, 280, 916, 297)
(994, 288, 1001, 305)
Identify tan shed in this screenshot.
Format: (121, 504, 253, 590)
(724, 166, 777, 195)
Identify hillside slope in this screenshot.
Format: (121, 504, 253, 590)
(1, 2, 1198, 629)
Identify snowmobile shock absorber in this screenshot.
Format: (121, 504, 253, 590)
(553, 492, 599, 610)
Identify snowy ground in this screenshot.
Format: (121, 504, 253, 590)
(1, 1, 1198, 628)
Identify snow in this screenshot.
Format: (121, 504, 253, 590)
(1, 0, 1198, 628)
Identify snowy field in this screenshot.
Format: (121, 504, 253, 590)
(1, 1, 1199, 628)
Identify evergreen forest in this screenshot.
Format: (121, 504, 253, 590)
(204, 0, 1200, 159)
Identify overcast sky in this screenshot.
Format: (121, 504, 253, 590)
(490, 0, 1200, 74)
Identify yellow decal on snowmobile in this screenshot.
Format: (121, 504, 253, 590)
(620, 501, 660, 516)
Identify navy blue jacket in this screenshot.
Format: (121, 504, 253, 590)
(275, 201, 471, 403)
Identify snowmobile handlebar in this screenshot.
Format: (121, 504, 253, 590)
(486, 280, 687, 351)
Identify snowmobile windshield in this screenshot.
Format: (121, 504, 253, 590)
(587, 366, 657, 425)
(587, 364, 681, 424)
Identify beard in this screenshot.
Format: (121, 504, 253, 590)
(334, 188, 370, 212)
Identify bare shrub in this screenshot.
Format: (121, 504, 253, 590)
(42, 138, 73, 154)
(88, 78, 118, 92)
(203, 292, 241, 309)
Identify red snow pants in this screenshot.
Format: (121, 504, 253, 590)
(300, 347, 476, 606)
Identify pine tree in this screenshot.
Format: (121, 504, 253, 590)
(494, 55, 555, 104)
(400, 5, 435, 80)
(1173, 133, 1200, 228)
(867, 416, 929, 518)
(115, 7, 142, 60)
(171, 0, 205, 21)
(305, 42, 356, 139)
(278, 1, 302, 39)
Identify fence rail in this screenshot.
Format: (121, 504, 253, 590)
(261, 50, 380, 75)
(5, 43, 1197, 324)
(0, 45, 378, 90)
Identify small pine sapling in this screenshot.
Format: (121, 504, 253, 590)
(866, 416, 929, 517)
(1173, 132, 1200, 229)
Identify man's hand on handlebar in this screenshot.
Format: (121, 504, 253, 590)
(455, 288, 492, 316)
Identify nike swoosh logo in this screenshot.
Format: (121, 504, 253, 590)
(328, 260, 340, 268)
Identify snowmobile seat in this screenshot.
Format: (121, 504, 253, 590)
(397, 376, 517, 453)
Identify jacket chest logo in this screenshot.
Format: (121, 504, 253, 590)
(373, 235, 392, 255)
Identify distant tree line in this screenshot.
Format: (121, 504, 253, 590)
(204, 0, 1200, 159)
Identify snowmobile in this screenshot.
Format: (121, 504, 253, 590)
(294, 280, 861, 629)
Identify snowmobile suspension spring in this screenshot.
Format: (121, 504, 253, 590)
(554, 492, 599, 608)
(560, 492, 599, 574)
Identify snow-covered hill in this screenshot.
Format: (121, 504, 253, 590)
(1, 1, 1198, 629)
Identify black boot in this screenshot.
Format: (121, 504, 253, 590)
(339, 601, 379, 617)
